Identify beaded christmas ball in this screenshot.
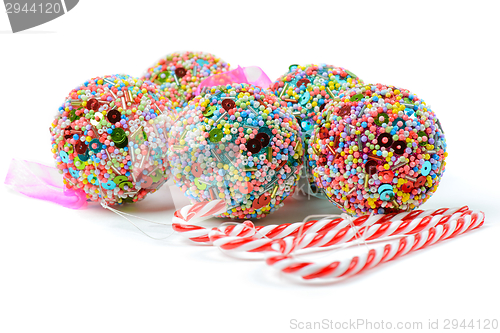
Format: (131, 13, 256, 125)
(50, 74, 172, 205)
(142, 51, 229, 112)
(308, 83, 447, 216)
(167, 83, 304, 219)
(270, 64, 364, 194)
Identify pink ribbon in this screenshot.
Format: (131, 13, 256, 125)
(4, 159, 87, 209)
(196, 66, 272, 95)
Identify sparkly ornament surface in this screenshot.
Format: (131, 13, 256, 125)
(142, 51, 229, 112)
(50, 74, 172, 205)
(167, 84, 304, 219)
(270, 64, 364, 194)
(308, 83, 447, 216)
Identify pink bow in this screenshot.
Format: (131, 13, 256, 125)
(5, 159, 87, 209)
(196, 66, 272, 95)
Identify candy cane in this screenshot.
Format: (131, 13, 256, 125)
(209, 207, 471, 253)
(265, 210, 485, 280)
(173, 199, 227, 223)
(172, 200, 251, 243)
(173, 202, 469, 245)
(171, 202, 484, 280)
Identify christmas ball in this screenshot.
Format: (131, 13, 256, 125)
(167, 84, 304, 219)
(270, 64, 364, 194)
(142, 51, 229, 111)
(50, 74, 172, 205)
(308, 83, 447, 216)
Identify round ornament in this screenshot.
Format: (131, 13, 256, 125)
(142, 51, 229, 111)
(50, 74, 172, 205)
(167, 84, 304, 219)
(270, 64, 364, 194)
(308, 83, 447, 216)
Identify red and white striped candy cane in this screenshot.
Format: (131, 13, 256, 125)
(171, 201, 485, 280)
(265, 210, 485, 280)
(171, 199, 226, 243)
(172, 200, 256, 243)
(209, 207, 471, 253)
(173, 202, 468, 246)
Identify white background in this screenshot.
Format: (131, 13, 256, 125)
(1, 1, 499, 332)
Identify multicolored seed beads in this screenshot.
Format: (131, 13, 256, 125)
(50, 74, 172, 205)
(270, 64, 364, 194)
(142, 51, 229, 113)
(308, 83, 447, 216)
(167, 84, 304, 219)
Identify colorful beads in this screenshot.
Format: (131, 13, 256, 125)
(49, 74, 173, 205)
(308, 83, 447, 216)
(142, 51, 229, 113)
(270, 64, 364, 194)
(167, 84, 303, 219)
